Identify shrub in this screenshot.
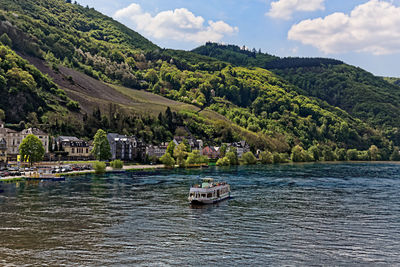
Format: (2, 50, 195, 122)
(66, 100, 80, 111)
(93, 161, 106, 174)
(346, 149, 358, 161)
(260, 151, 273, 164)
(216, 157, 230, 166)
(241, 151, 257, 165)
(110, 159, 124, 169)
(226, 151, 238, 165)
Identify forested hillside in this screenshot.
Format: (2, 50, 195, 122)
(194, 43, 400, 143)
(0, 0, 396, 159)
(0, 42, 77, 124)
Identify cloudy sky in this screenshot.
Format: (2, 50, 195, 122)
(76, 0, 400, 77)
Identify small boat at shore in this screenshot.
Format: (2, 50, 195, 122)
(188, 178, 231, 204)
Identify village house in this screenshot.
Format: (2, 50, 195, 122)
(228, 141, 251, 158)
(56, 136, 92, 160)
(0, 138, 7, 166)
(202, 146, 220, 159)
(146, 142, 168, 158)
(0, 122, 19, 159)
(107, 133, 145, 161)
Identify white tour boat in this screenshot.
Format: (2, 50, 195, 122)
(188, 178, 231, 204)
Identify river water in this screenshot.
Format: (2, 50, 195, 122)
(1, 163, 400, 266)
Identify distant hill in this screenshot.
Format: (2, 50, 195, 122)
(0, 0, 394, 157)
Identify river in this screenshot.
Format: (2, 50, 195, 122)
(1, 163, 400, 265)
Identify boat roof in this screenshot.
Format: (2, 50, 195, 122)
(202, 178, 214, 182)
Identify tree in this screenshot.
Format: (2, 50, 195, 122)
(216, 157, 230, 166)
(241, 151, 257, 165)
(160, 153, 175, 168)
(335, 148, 347, 161)
(308, 145, 320, 161)
(0, 33, 12, 47)
(220, 144, 227, 157)
(226, 151, 238, 165)
(19, 134, 45, 167)
(91, 129, 111, 161)
(347, 149, 358, 161)
(390, 147, 400, 161)
(291, 145, 306, 162)
(186, 150, 208, 165)
(174, 142, 188, 167)
(368, 145, 379, 161)
(166, 141, 175, 156)
(260, 151, 273, 164)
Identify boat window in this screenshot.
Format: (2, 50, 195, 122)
(201, 194, 206, 198)
(207, 193, 212, 198)
(189, 193, 194, 197)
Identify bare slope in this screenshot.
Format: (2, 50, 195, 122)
(22, 54, 199, 115)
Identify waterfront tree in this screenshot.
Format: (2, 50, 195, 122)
(368, 145, 379, 161)
(226, 151, 238, 165)
(166, 141, 175, 157)
(216, 157, 230, 166)
(91, 129, 111, 161)
(174, 142, 188, 167)
(241, 151, 257, 165)
(260, 151, 273, 164)
(186, 150, 208, 165)
(19, 134, 45, 167)
(160, 152, 175, 168)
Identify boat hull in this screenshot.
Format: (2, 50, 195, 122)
(190, 193, 230, 205)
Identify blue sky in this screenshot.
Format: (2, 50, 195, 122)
(75, 0, 400, 77)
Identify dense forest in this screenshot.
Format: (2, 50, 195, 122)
(0, 0, 398, 161)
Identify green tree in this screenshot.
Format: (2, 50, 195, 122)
(91, 129, 111, 161)
(241, 151, 257, 165)
(368, 145, 379, 161)
(291, 145, 306, 162)
(347, 149, 358, 161)
(260, 151, 273, 164)
(308, 145, 320, 161)
(174, 142, 188, 167)
(335, 148, 347, 161)
(216, 157, 230, 166)
(186, 150, 208, 165)
(19, 134, 45, 167)
(390, 147, 400, 161)
(0, 33, 12, 47)
(166, 141, 175, 157)
(160, 152, 175, 168)
(220, 144, 227, 157)
(226, 151, 238, 165)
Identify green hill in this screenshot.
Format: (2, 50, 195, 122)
(0, 0, 395, 159)
(193, 43, 400, 141)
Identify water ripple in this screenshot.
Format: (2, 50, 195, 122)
(1, 163, 400, 265)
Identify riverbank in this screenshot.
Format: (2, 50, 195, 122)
(0, 164, 166, 182)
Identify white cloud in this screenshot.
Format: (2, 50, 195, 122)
(114, 3, 238, 43)
(267, 0, 325, 20)
(288, 0, 400, 55)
